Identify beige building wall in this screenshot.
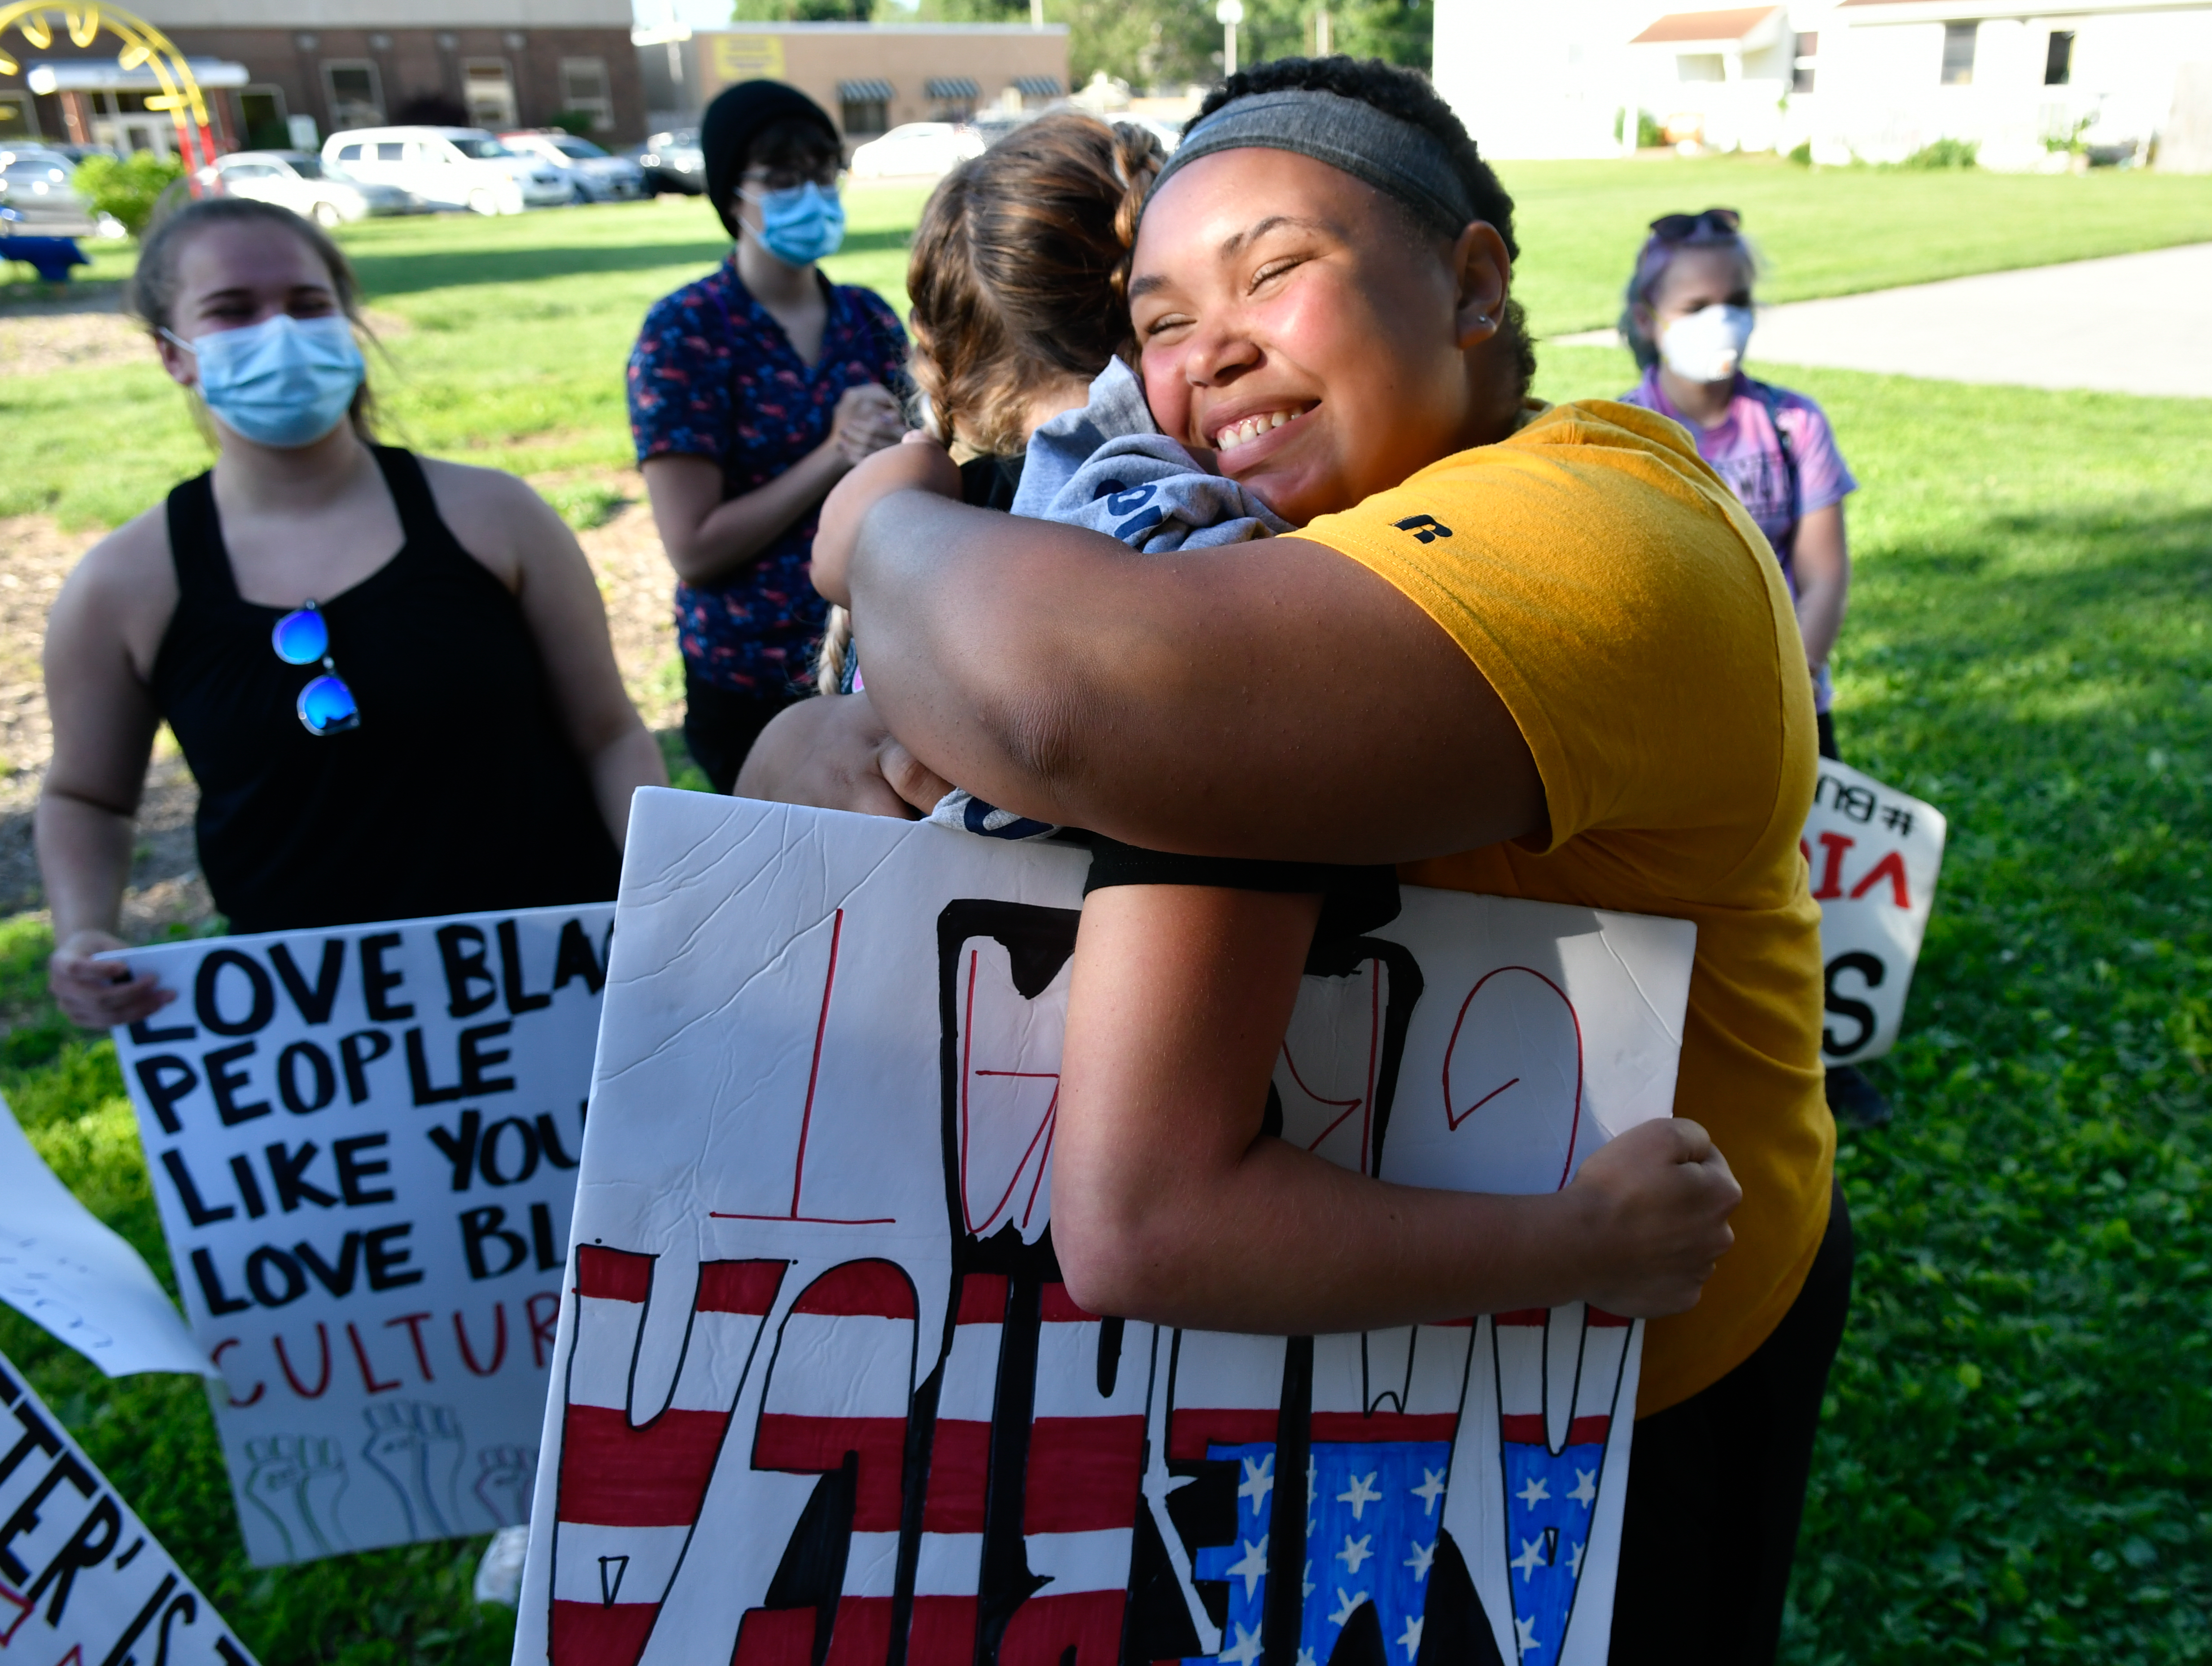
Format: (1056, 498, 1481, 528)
(689, 25, 1070, 139)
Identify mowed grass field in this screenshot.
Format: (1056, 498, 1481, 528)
(2, 156, 2209, 1663)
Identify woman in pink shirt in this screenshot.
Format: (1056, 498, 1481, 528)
(1617, 208, 1887, 1129)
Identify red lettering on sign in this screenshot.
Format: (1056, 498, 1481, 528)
(1812, 831, 1855, 900)
(346, 1321, 400, 1394)
(273, 1323, 331, 1399)
(1849, 849, 1912, 908)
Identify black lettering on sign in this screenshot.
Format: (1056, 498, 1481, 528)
(360, 933, 414, 1022)
(0, 1449, 94, 1583)
(459, 1022, 516, 1096)
(478, 1117, 539, 1187)
(203, 1042, 271, 1127)
(159, 1150, 234, 1227)
(552, 917, 608, 995)
(295, 1232, 364, 1298)
(264, 1141, 338, 1212)
(190, 1248, 249, 1317)
(0, 1392, 62, 1488)
(129, 1012, 196, 1045)
(269, 938, 346, 1025)
(245, 1246, 308, 1308)
(334, 1133, 395, 1206)
(24, 1490, 119, 1625)
(277, 1040, 337, 1115)
(135, 1056, 198, 1135)
(531, 1201, 562, 1271)
(460, 1206, 529, 1280)
(145, 1588, 200, 1666)
(227, 1155, 268, 1219)
(498, 919, 553, 1014)
(536, 1106, 582, 1170)
(436, 925, 498, 1019)
(339, 1028, 392, 1104)
(1823, 951, 1885, 1058)
(96, 1570, 178, 1666)
(364, 1223, 422, 1290)
(428, 1109, 481, 1192)
(194, 949, 275, 1038)
(405, 1029, 464, 1106)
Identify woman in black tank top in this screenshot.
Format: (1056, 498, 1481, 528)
(41, 197, 665, 1028)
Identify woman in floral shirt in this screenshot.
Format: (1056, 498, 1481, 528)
(630, 80, 908, 790)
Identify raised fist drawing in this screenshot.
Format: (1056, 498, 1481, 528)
(362, 1401, 467, 1540)
(474, 1445, 537, 1528)
(240, 1434, 349, 1560)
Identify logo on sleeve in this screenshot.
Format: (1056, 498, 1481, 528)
(1393, 513, 1453, 544)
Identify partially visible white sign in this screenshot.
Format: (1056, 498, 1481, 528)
(105, 904, 612, 1565)
(1804, 758, 1948, 1064)
(0, 1345, 261, 1665)
(0, 1094, 213, 1378)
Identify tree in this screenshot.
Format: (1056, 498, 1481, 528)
(733, 0, 874, 20)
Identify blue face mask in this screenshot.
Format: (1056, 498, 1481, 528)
(169, 313, 365, 448)
(748, 180, 845, 267)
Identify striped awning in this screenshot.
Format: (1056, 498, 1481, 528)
(836, 79, 896, 102)
(926, 76, 980, 100)
(1013, 75, 1062, 97)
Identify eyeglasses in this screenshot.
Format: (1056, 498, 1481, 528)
(1648, 207, 1743, 242)
(271, 602, 361, 735)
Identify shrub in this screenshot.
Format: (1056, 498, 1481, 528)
(70, 151, 185, 237)
(1901, 136, 1979, 169)
(1613, 107, 1666, 149)
(549, 109, 602, 140)
(1789, 139, 1814, 165)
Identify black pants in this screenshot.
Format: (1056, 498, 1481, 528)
(1609, 1181, 1854, 1665)
(1816, 709, 1839, 762)
(682, 670, 805, 795)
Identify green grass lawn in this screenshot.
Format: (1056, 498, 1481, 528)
(4, 165, 2210, 1662)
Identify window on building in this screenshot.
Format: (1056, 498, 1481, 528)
(0, 94, 35, 141)
(324, 61, 384, 130)
(1792, 31, 1818, 93)
(1676, 53, 1725, 83)
(838, 79, 893, 137)
(1013, 75, 1062, 106)
(2044, 30, 2074, 86)
(558, 57, 613, 133)
(464, 60, 518, 129)
(1940, 22, 1978, 86)
(239, 86, 288, 150)
(926, 76, 979, 122)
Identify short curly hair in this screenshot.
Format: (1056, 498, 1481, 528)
(1192, 56, 1535, 392)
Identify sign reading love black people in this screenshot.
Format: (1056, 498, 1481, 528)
(0, 1348, 260, 1665)
(106, 905, 612, 1566)
(1801, 759, 1948, 1065)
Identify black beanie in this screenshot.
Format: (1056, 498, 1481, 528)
(701, 80, 840, 241)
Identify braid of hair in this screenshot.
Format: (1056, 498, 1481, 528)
(813, 601, 855, 698)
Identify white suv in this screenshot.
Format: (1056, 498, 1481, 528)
(321, 126, 568, 215)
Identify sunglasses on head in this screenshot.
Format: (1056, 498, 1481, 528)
(1648, 207, 1743, 242)
(271, 601, 361, 736)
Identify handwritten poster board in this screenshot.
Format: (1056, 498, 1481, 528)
(0, 1094, 212, 1379)
(107, 904, 612, 1566)
(1803, 759, 1948, 1065)
(512, 791, 1698, 1666)
(0, 1347, 260, 1666)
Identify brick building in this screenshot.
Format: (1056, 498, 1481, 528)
(0, 0, 648, 157)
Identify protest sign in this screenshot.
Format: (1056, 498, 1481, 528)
(0, 1094, 212, 1379)
(106, 904, 612, 1566)
(0, 1347, 260, 1666)
(511, 791, 1698, 1666)
(1803, 759, 1948, 1065)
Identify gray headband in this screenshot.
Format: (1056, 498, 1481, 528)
(1144, 88, 1475, 235)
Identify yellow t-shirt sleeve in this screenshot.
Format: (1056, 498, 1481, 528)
(1301, 401, 1809, 870)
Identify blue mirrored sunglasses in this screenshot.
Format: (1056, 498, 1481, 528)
(270, 602, 361, 736)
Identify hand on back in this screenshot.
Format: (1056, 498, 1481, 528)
(1561, 1118, 1742, 1318)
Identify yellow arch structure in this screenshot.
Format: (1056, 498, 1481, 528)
(0, 3, 218, 178)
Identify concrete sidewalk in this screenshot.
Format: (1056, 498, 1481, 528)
(1556, 242, 2212, 400)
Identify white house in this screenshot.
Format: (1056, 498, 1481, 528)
(1431, 0, 2212, 168)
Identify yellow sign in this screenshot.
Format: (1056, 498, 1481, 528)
(0, 0, 214, 170)
(708, 33, 786, 88)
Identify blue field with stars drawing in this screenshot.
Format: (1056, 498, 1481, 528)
(1189, 1438, 1453, 1665)
(1500, 1434, 1610, 1658)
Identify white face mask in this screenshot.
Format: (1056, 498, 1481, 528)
(1659, 303, 1755, 385)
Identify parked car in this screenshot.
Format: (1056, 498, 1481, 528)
(847, 122, 986, 180)
(205, 150, 422, 226)
(498, 130, 648, 202)
(321, 126, 568, 214)
(625, 127, 703, 195)
(0, 151, 87, 229)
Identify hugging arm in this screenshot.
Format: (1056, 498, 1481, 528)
(1054, 883, 1744, 1330)
(842, 489, 1548, 864)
